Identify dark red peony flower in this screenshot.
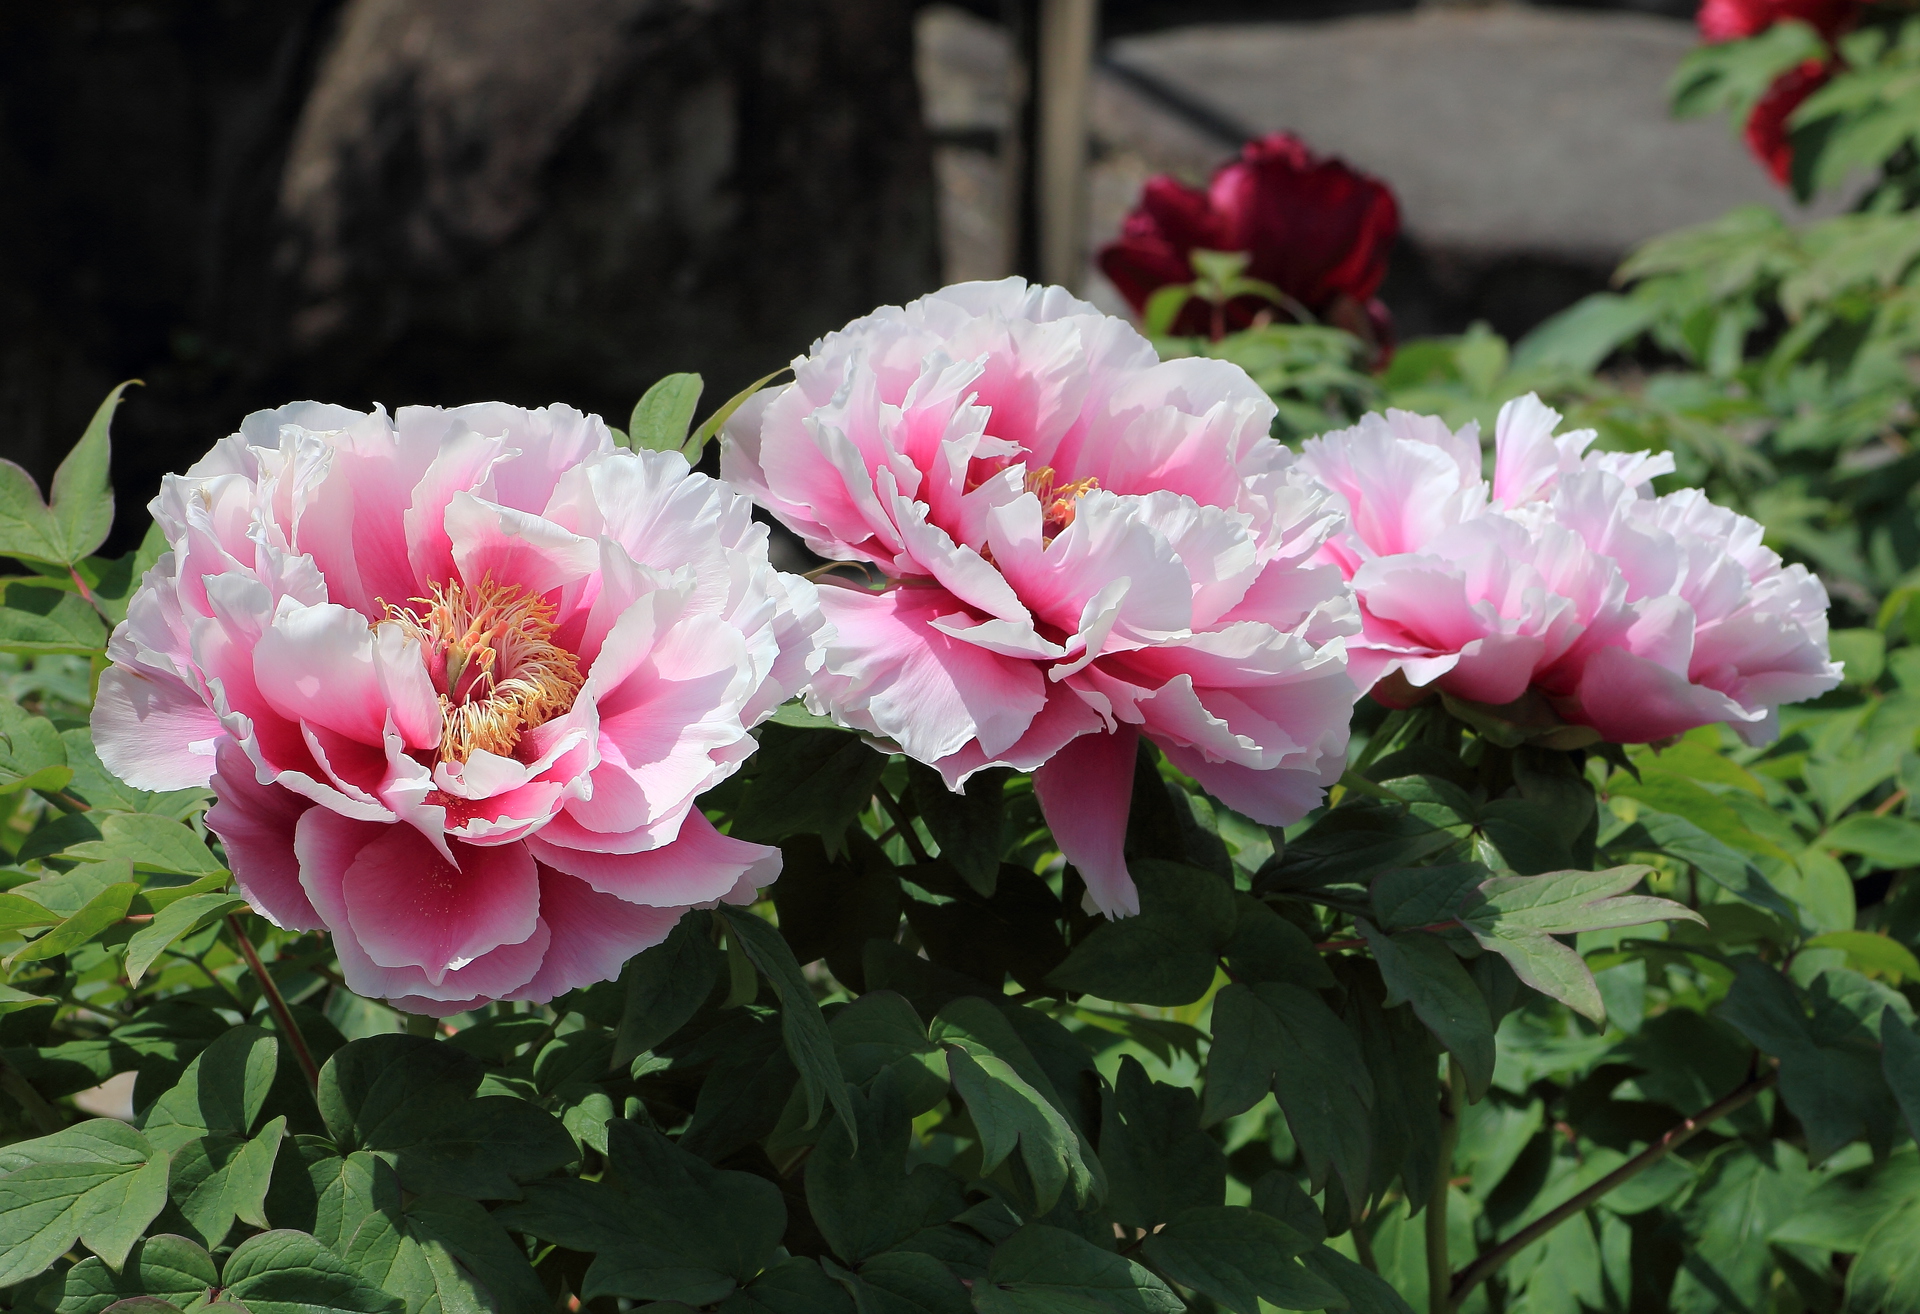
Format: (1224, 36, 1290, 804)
(1097, 133, 1400, 349)
(1745, 59, 1833, 184)
(1697, 0, 1859, 42)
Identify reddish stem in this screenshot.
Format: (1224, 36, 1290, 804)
(226, 914, 320, 1091)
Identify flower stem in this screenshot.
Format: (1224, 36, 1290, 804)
(1448, 1066, 1778, 1306)
(877, 787, 932, 866)
(1427, 1058, 1465, 1314)
(0, 1058, 63, 1135)
(226, 914, 320, 1091)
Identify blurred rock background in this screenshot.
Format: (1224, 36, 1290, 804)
(0, 0, 1839, 546)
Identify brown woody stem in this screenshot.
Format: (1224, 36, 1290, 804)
(1448, 1067, 1778, 1305)
(227, 914, 320, 1090)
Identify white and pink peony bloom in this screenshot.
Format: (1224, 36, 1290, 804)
(722, 279, 1357, 916)
(1297, 394, 1841, 744)
(93, 401, 823, 1013)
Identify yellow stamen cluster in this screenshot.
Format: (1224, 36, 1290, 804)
(386, 579, 584, 764)
(1025, 467, 1099, 543)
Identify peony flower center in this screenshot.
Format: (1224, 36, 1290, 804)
(1024, 467, 1098, 543)
(387, 579, 584, 764)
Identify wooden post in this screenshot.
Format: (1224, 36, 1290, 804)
(1003, 0, 1097, 291)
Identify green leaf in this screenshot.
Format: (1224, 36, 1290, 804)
(141, 1026, 280, 1148)
(829, 1251, 971, 1314)
(0, 890, 62, 933)
(345, 1185, 549, 1314)
(46, 1233, 218, 1313)
(0, 584, 108, 654)
(613, 910, 721, 1067)
(773, 832, 903, 992)
(68, 813, 225, 875)
(1202, 982, 1373, 1202)
(718, 904, 859, 1145)
(0, 1119, 170, 1284)
(1144, 284, 1199, 336)
(1047, 860, 1234, 1005)
(1299, 1245, 1414, 1314)
(1821, 813, 1920, 866)
(974, 1225, 1182, 1314)
(1883, 1009, 1920, 1147)
(1806, 930, 1920, 983)
(497, 1120, 786, 1305)
(0, 694, 71, 794)
(1510, 292, 1654, 373)
(1369, 862, 1486, 933)
(721, 1257, 856, 1314)
(806, 1070, 965, 1264)
(930, 997, 1102, 1212)
(317, 1035, 575, 1198)
(1140, 1206, 1334, 1314)
(219, 1229, 405, 1314)
(0, 381, 132, 566)
(1620, 807, 1802, 925)
(1460, 865, 1700, 1021)
(1719, 960, 1898, 1161)
(629, 373, 706, 454)
(8, 879, 138, 967)
(1224, 895, 1334, 989)
(687, 367, 790, 463)
(732, 723, 889, 849)
(166, 1116, 286, 1248)
(907, 763, 1007, 897)
(1356, 922, 1495, 1099)
(1100, 1056, 1226, 1228)
(125, 894, 247, 986)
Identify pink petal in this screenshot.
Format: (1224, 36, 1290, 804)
(1160, 743, 1340, 826)
(445, 492, 600, 598)
(1032, 725, 1141, 918)
(251, 603, 438, 750)
(206, 741, 322, 931)
(1569, 645, 1753, 744)
(336, 824, 541, 982)
(814, 583, 1046, 763)
(528, 809, 781, 907)
(508, 868, 683, 1004)
(91, 666, 224, 791)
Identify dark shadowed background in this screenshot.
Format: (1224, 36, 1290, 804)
(0, 0, 1818, 550)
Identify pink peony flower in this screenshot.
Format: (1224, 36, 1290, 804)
(722, 279, 1358, 916)
(1298, 395, 1841, 745)
(93, 402, 823, 1014)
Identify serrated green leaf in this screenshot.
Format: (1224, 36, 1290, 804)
(0, 1119, 170, 1284)
(166, 1117, 285, 1248)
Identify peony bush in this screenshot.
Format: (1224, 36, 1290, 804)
(0, 280, 1903, 1314)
